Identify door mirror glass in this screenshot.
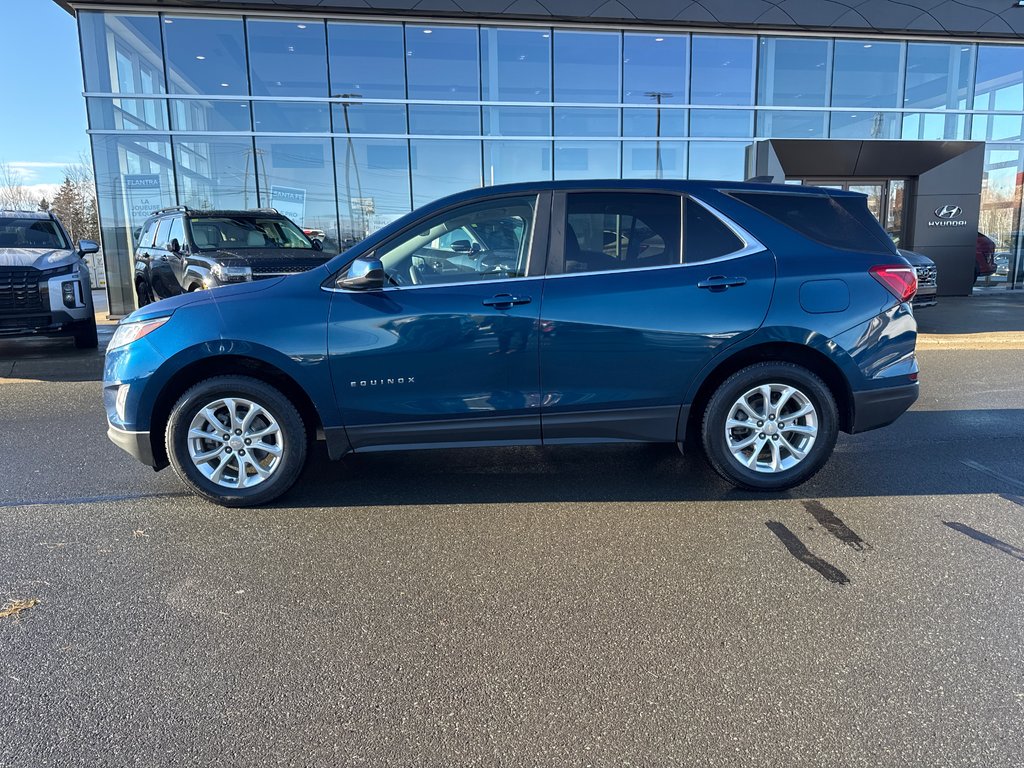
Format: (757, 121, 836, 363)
(77, 239, 100, 255)
(169, 238, 181, 254)
(449, 239, 476, 253)
(338, 255, 385, 290)
(311, 238, 323, 251)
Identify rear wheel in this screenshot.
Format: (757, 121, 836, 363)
(136, 279, 154, 307)
(165, 376, 307, 507)
(701, 362, 838, 491)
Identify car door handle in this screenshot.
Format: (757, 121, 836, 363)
(482, 294, 532, 308)
(697, 275, 748, 291)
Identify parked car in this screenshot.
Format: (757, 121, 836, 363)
(133, 207, 331, 306)
(994, 251, 1011, 277)
(976, 231, 996, 280)
(104, 180, 919, 507)
(898, 249, 937, 308)
(0, 210, 98, 348)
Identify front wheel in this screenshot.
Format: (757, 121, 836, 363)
(701, 362, 838, 491)
(165, 376, 307, 507)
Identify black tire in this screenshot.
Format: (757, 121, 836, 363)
(136, 279, 154, 307)
(73, 317, 98, 349)
(165, 376, 307, 507)
(701, 362, 838, 492)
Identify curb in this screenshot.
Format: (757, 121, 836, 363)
(917, 333, 1024, 350)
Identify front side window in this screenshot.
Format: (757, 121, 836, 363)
(164, 216, 185, 250)
(559, 192, 681, 274)
(375, 195, 536, 287)
(137, 219, 159, 249)
(188, 216, 313, 250)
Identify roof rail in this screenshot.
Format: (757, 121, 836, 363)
(251, 207, 280, 214)
(151, 205, 191, 216)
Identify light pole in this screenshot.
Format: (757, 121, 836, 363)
(336, 93, 367, 240)
(645, 91, 673, 179)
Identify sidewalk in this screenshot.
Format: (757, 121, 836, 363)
(916, 288, 1024, 349)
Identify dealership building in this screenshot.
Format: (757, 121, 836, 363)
(55, 0, 1024, 315)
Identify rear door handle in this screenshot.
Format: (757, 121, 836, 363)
(482, 294, 532, 308)
(697, 275, 748, 291)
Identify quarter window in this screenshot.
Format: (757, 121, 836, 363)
(683, 199, 744, 262)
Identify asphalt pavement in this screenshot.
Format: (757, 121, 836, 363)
(1, 303, 1023, 765)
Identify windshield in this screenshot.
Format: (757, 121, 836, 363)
(0, 218, 69, 250)
(188, 216, 313, 251)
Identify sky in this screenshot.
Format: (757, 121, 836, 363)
(0, 0, 88, 203)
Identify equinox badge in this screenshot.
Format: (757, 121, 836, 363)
(351, 377, 416, 387)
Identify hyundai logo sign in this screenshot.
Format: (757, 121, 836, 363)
(928, 204, 968, 228)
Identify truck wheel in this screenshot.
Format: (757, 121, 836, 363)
(137, 280, 154, 307)
(73, 317, 98, 349)
(165, 376, 307, 507)
(701, 362, 838, 491)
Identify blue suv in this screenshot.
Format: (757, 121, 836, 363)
(104, 181, 919, 506)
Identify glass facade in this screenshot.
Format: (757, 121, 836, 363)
(80, 10, 1024, 312)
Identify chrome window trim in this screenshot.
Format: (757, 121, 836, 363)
(321, 274, 544, 293)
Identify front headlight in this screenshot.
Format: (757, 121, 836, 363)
(108, 316, 170, 351)
(211, 264, 252, 283)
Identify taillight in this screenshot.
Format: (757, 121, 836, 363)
(870, 265, 917, 303)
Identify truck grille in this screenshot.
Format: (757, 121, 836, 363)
(250, 260, 327, 278)
(915, 265, 937, 287)
(0, 267, 46, 314)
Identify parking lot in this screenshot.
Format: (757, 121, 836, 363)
(1, 295, 1023, 767)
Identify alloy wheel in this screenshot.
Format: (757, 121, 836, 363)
(186, 397, 284, 489)
(724, 383, 818, 473)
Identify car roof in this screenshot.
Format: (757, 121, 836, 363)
(0, 210, 56, 220)
(449, 178, 868, 198)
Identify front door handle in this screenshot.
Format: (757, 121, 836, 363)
(482, 294, 532, 308)
(697, 275, 748, 291)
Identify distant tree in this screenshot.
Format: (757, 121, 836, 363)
(0, 161, 34, 211)
(49, 154, 99, 244)
(38, 196, 50, 211)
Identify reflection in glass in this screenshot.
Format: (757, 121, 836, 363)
(406, 26, 479, 101)
(328, 23, 406, 100)
(410, 140, 481, 207)
(905, 43, 973, 109)
(554, 108, 618, 136)
(691, 36, 756, 106)
(622, 108, 686, 137)
(554, 141, 619, 179)
(758, 37, 831, 106)
(757, 110, 829, 138)
(554, 31, 620, 103)
(409, 106, 480, 136)
(332, 103, 407, 134)
(334, 138, 411, 243)
(171, 100, 252, 132)
(255, 137, 338, 246)
(88, 97, 167, 131)
(902, 112, 968, 141)
(623, 33, 688, 104)
(80, 12, 165, 94)
(688, 142, 750, 181)
(481, 28, 551, 102)
(974, 45, 1024, 110)
(690, 109, 753, 138)
(622, 141, 686, 179)
(832, 40, 901, 108)
(483, 107, 551, 136)
(247, 20, 328, 98)
(174, 136, 257, 210)
(972, 114, 1024, 142)
(484, 141, 552, 185)
(830, 111, 900, 139)
(253, 102, 331, 133)
(980, 146, 1024, 275)
(164, 16, 247, 95)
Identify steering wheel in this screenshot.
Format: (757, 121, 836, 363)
(479, 253, 516, 274)
(385, 269, 405, 287)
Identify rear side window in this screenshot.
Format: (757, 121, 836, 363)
(729, 191, 895, 254)
(561, 192, 681, 274)
(683, 198, 744, 263)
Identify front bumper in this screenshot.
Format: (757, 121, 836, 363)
(851, 382, 919, 434)
(107, 423, 160, 468)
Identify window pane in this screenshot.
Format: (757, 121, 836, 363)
(684, 198, 743, 262)
(164, 217, 184, 250)
(554, 141, 619, 180)
(554, 31, 620, 103)
(170, 100, 251, 132)
(622, 141, 686, 180)
(80, 12, 164, 94)
(409, 106, 480, 136)
(554, 108, 618, 136)
(757, 110, 829, 138)
(484, 141, 552, 185)
(622, 108, 686, 137)
(905, 43, 973, 110)
(328, 23, 405, 100)
(758, 37, 830, 106)
(164, 16, 247, 95)
(483, 107, 550, 136)
(247, 20, 328, 98)
(562, 192, 681, 274)
(971, 114, 1024, 142)
(256, 138, 338, 249)
(406, 26, 479, 101)
(623, 33, 687, 104)
(377, 196, 536, 285)
(974, 45, 1024, 111)
(691, 36, 756, 106)
(690, 109, 753, 138)
(332, 103, 406, 134)
(901, 112, 968, 140)
(830, 111, 901, 139)
(174, 136, 257, 210)
(253, 102, 330, 133)
(335, 138, 410, 245)
(88, 97, 168, 131)
(481, 28, 551, 102)
(832, 40, 901, 108)
(410, 140, 481, 207)
(688, 142, 750, 181)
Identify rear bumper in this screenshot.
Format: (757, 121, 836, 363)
(850, 382, 919, 434)
(107, 423, 159, 468)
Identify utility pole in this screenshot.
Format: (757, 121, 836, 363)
(645, 91, 673, 179)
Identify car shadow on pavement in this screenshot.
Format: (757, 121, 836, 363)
(0, 332, 111, 383)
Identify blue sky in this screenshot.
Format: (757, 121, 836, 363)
(0, 1, 88, 199)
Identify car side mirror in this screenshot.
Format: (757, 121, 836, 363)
(338, 255, 385, 291)
(78, 239, 99, 255)
(450, 239, 474, 253)
(311, 239, 323, 251)
(169, 238, 181, 254)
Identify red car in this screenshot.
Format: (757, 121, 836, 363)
(976, 232, 996, 279)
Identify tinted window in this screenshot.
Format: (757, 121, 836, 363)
(684, 200, 743, 262)
(137, 219, 159, 248)
(561, 192, 680, 274)
(553, 31, 620, 103)
(481, 28, 551, 102)
(247, 20, 328, 98)
(691, 36, 756, 106)
(832, 40, 901, 108)
(165, 216, 184, 250)
(189, 216, 312, 250)
(164, 16, 248, 96)
(623, 33, 687, 104)
(80, 12, 165, 94)
(729, 192, 895, 254)
(328, 23, 405, 100)
(758, 37, 831, 106)
(905, 43, 972, 110)
(406, 25, 479, 101)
